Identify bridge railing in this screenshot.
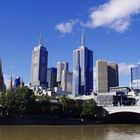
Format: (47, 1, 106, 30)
(104, 106, 140, 114)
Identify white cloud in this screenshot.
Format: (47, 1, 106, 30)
(55, 20, 78, 34)
(85, 0, 140, 32)
(119, 63, 135, 76)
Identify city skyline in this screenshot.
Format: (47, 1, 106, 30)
(0, 0, 140, 87)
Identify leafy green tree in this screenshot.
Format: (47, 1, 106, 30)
(15, 87, 36, 118)
(0, 91, 7, 116)
(81, 99, 97, 119)
(59, 95, 70, 117)
(0, 89, 16, 117)
(0, 87, 35, 118)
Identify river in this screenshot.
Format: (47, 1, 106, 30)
(0, 125, 140, 140)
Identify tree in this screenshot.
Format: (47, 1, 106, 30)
(59, 95, 70, 117)
(0, 89, 16, 117)
(81, 99, 97, 119)
(0, 91, 7, 116)
(15, 87, 36, 118)
(0, 87, 36, 118)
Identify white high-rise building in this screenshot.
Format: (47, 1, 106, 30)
(61, 70, 72, 93)
(31, 37, 48, 88)
(57, 62, 68, 83)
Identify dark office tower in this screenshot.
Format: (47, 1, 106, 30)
(0, 58, 4, 91)
(96, 60, 119, 93)
(131, 64, 140, 90)
(14, 77, 21, 89)
(47, 67, 57, 89)
(73, 34, 93, 96)
(96, 60, 108, 93)
(31, 36, 48, 88)
(108, 63, 119, 91)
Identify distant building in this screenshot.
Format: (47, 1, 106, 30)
(14, 77, 21, 89)
(47, 67, 57, 90)
(108, 63, 119, 90)
(57, 61, 68, 84)
(96, 60, 108, 93)
(0, 58, 4, 91)
(96, 92, 135, 107)
(96, 60, 119, 93)
(20, 78, 24, 88)
(31, 36, 48, 88)
(8, 76, 13, 90)
(110, 86, 131, 95)
(73, 34, 93, 96)
(131, 64, 140, 90)
(61, 70, 72, 93)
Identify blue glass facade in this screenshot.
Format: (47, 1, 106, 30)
(47, 67, 57, 89)
(39, 46, 48, 87)
(131, 64, 140, 89)
(14, 77, 21, 89)
(0, 59, 4, 91)
(73, 40, 93, 96)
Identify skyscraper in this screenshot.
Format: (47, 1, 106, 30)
(57, 62, 68, 84)
(131, 64, 140, 90)
(108, 63, 119, 90)
(96, 60, 108, 93)
(73, 34, 93, 96)
(14, 77, 21, 89)
(31, 36, 48, 88)
(0, 58, 4, 91)
(8, 76, 13, 90)
(96, 60, 119, 93)
(61, 70, 73, 93)
(47, 67, 57, 89)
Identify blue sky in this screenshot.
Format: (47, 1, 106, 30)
(0, 0, 140, 87)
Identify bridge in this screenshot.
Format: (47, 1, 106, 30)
(104, 106, 140, 114)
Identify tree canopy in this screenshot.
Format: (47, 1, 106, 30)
(81, 99, 97, 118)
(0, 87, 35, 118)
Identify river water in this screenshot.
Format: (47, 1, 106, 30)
(0, 125, 140, 140)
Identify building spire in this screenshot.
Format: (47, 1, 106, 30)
(81, 30, 85, 46)
(38, 33, 43, 46)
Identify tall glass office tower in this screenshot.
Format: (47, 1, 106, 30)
(0, 58, 4, 91)
(73, 34, 93, 96)
(31, 37, 48, 88)
(131, 64, 140, 90)
(47, 67, 57, 89)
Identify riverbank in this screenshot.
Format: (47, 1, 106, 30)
(0, 118, 102, 125)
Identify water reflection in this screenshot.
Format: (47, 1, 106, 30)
(0, 125, 140, 140)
